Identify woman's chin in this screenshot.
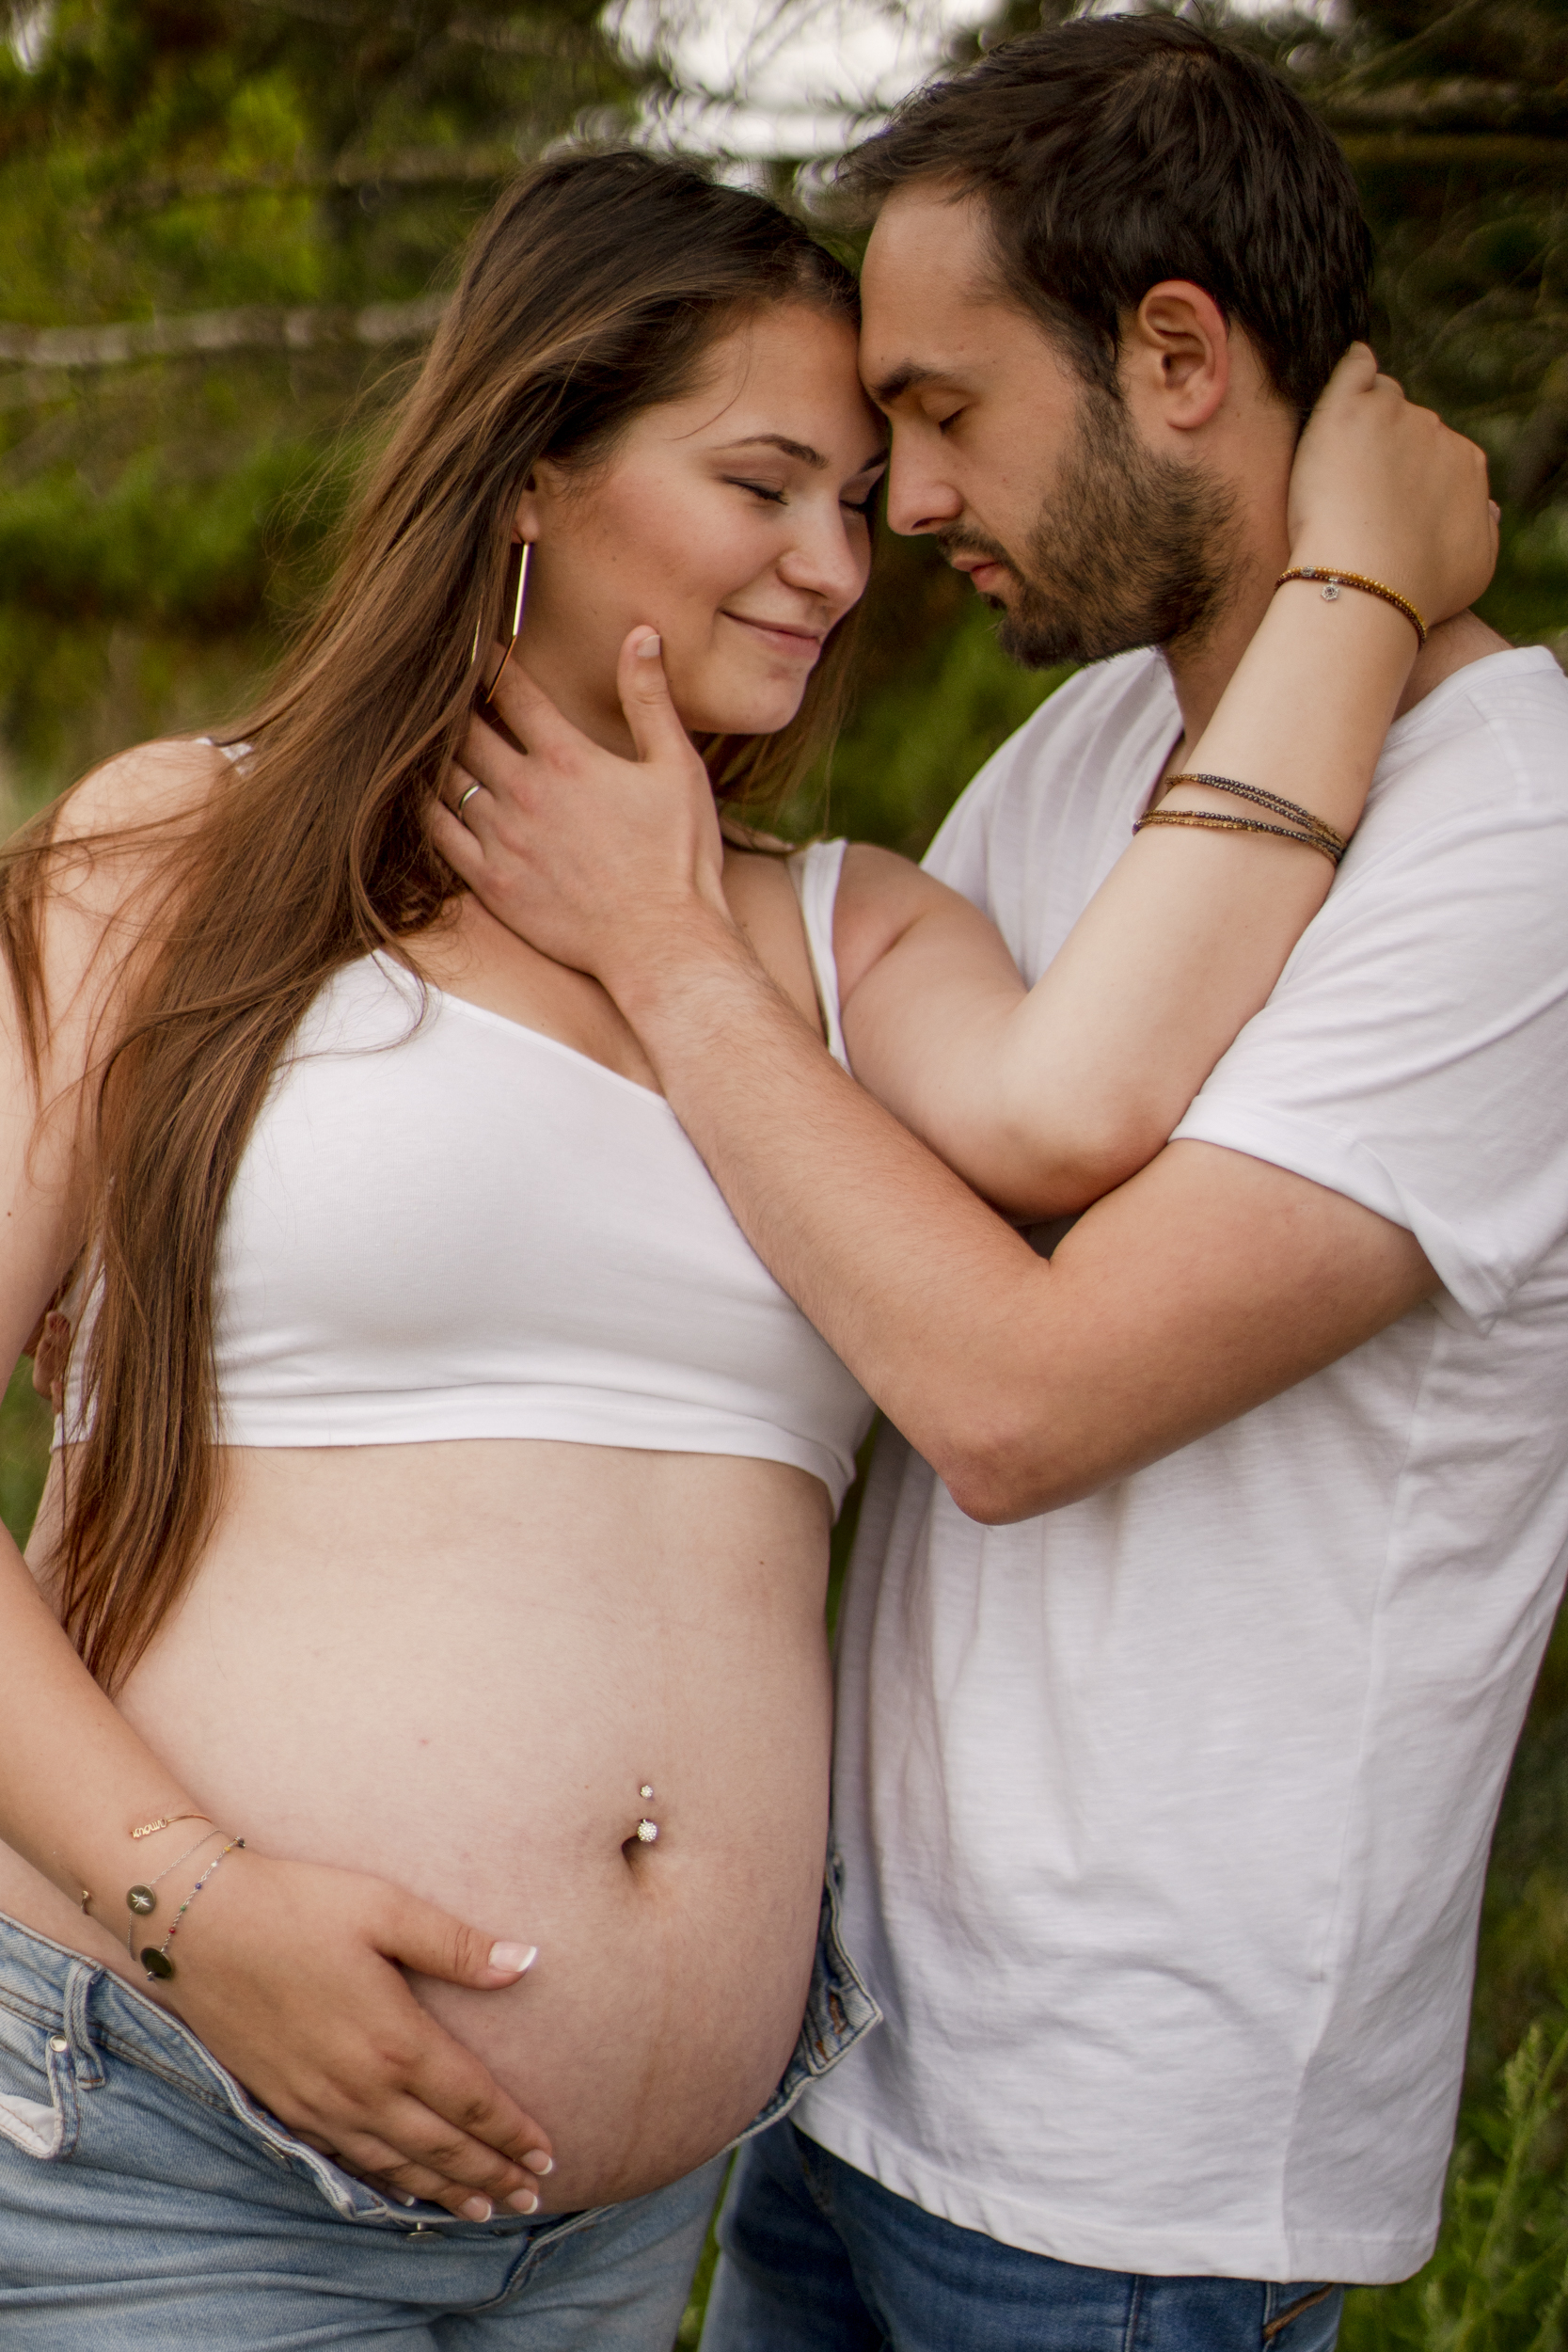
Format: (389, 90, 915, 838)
(679, 692, 806, 740)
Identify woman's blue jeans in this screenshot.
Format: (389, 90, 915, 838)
(0, 1867, 879, 2347)
(702, 2119, 1345, 2352)
(0, 1913, 722, 2348)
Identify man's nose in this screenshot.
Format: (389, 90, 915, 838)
(883, 431, 964, 538)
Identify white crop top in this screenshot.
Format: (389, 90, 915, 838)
(60, 839, 871, 1511)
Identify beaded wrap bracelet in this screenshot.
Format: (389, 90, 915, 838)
(1276, 565, 1427, 647)
(1134, 773, 1347, 867)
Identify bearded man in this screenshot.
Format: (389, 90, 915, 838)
(436, 19, 1568, 2348)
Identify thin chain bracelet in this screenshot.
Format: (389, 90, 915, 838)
(131, 1810, 213, 1842)
(138, 1838, 245, 1983)
(126, 1827, 227, 1960)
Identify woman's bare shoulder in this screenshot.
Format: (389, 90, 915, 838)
(46, 734, 228, 848)
(6, 738, 230, 1069)
(833, 840, 993, 1001)
(719, 844, 819, 1031)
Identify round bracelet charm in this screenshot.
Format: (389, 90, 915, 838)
(127, 1885, 157, 1916)
(139, 1946, 175, 1980)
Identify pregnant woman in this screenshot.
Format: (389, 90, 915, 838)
(0, 150, 1489, 2345)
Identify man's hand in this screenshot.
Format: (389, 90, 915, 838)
(430, 628, 733, 997)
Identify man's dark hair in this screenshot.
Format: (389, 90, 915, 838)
(840, 15, 1373, 421)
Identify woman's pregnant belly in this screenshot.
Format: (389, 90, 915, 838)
(37, 1439, 836, 2211)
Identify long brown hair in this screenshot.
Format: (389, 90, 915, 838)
(1, 150, 863, 1692)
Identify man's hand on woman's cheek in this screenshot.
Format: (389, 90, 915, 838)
(428, 627, 734, 991)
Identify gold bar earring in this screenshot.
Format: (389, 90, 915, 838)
(489, 543, 531, 691)
(468, 541, 531, 678)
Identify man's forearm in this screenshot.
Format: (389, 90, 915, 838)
(611, 909, 1437, 1524)
(615, 908, 1056, 1518)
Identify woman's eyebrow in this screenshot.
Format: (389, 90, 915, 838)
(715, 433, 887, 475)
(719, 433, 828, 467)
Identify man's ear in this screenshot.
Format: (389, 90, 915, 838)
(1121, 280, 1231, 434)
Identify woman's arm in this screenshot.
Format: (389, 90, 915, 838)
(832, 348, 1497, 1217)
(0, 746, 552, 2217)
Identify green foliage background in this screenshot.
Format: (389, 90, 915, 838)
(4, 0, 1568, 2341)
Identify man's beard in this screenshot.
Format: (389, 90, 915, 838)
(940, 384, 1240, 670)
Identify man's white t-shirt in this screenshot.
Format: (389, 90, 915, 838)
(796, 644, 1568, 2286)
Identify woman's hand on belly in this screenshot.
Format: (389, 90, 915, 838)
(157, 1846, 557, 2218)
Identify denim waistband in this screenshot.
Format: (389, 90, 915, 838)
(730, 1848, 882, 2151)
(0, 1849, 880, 2217)
(0, 1910, 486, 2229)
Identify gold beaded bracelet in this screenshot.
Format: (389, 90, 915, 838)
(1135, 808, 1342, 865)
(1276, 565, 1427, 647)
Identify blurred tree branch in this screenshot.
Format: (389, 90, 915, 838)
(0, 0, 644, 785)
(0, 292, 449, 368)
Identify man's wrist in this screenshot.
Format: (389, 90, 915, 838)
(599, 894, 755, 1028)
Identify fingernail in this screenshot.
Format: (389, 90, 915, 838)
(462, 2196, 493, 2222)
(506, 2187, 541, 2215)
(489, 1942, 537, 1975)
(523, 2149, 554, 2175)
(636, 632, 662, 659)
(393, 2190, 418, 2207)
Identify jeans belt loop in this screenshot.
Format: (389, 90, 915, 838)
(60, 1960, 107, 2090)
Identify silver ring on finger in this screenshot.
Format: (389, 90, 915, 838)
(454, 782, 483, 825)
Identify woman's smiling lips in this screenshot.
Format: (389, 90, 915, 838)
(721, 610, 827, 660)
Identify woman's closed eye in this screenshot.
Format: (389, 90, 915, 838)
(727, 477, 788, 504)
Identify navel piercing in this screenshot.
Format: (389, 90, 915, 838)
(635, 1784, 658, 1843)
(639, 1785, 654, 1801)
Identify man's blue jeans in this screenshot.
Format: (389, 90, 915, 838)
(701, 2119, 1344, 2352)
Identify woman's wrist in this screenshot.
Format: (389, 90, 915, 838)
(1277, 560, 1428, 647)
(70, 1800, 221, 1943)
(1183, 581, 1418, 843)
(124, 1829, 244, 1983)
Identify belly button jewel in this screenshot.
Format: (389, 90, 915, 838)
(636, 1785, 658, 1842)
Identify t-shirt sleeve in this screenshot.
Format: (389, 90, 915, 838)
(922, 742, 1012, 911)
(1171, 768, 1568, 1331)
